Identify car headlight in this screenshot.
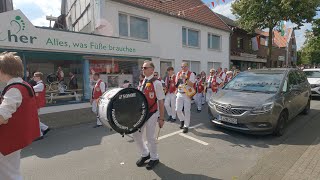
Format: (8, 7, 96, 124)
(251, 102, 274, 114)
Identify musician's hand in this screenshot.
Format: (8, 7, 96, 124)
(158, 118, 165, 128)
(0, 115, 8, 125)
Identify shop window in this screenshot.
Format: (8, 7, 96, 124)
(119, 13, 149, 40)
(26, 55, 84, 106)
(89, 57, 148, 89)
(182, 27, 200, 48)
(208, 33, 221, 50)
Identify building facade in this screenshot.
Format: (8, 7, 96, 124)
(217, 13, 267, 71)
(0, 0, 230, 112)
(257, 29, 297, 68)
(63, 0, 231, 76)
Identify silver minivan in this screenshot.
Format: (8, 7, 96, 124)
(208, 68, 311, 136)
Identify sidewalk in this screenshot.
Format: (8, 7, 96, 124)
(240, 108, 320, 180)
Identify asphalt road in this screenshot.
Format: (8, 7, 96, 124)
(21, 98, 320, 180)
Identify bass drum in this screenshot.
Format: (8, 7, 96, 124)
(97, 88, 149, 135)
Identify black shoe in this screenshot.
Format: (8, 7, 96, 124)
(136, 154, 150, 167)
(146, 159, 159, 170)
(171, 118, 176, 122)
(167, 116, 172, 121)
(43, 128, 51, 136)
(93, 125, 102, 128)
(180, 121, 184, 129)
(34, 136, 44, 142)
(183, 127, 188, 133)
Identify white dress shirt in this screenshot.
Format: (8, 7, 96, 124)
(33, 80, 44, 93)
(0, 78, 23, 122)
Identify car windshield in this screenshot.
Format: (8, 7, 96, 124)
(304, 71, 320, 78)
(224, 72, 284, 93)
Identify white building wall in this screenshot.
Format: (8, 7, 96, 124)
(65, 0, 230, 74)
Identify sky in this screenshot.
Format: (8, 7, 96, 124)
(12, 0, 318, 50)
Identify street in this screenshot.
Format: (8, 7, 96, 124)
(21, 98, 320, 180)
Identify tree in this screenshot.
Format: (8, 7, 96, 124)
(231, 0, 320, 67)
(301, 19, 320, 65)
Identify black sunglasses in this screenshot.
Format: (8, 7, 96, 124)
(141, 66, 152, 70)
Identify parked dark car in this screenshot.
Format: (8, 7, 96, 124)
(208, 68, 311, 136)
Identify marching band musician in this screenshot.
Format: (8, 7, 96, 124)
(216, 67, 226, 88)
(206, 69, 222, 102)
(195, 74, 205, 112)
(206, 69, 215, 102)
(33, 72, 50, 140)
(200, 71, 206, 105)
(225, 71, 233, 83)
(91, 73, 106, 128)
(0, 52, 40, 180)
(133, 60, 165, 170)
(164, 67, 176, 122)
(137, 74, 145, 90)
(175, 62, 196, 133)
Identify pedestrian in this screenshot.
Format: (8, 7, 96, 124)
(91, 73, 106, 128)
(195, 74, 205, 112)
(175, 62, 196, 133)
(56, 66, 64, 82)
(133, 60, 165, 170)
(33, 72, 50, 140)
(0, 52, 40, 180)
(68, 72, 78, 90)
(164, 67, 176, 122)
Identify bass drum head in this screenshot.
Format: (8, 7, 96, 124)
(102, 88, 148, 134)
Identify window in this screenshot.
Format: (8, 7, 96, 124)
(119, 13, 149, 40)
(208, 33, 221, 50)
(207, 62, 213, 74)
(182, 27, 200, 48)
(183, 60, 200, 73)
(160, 60, 173, 79)
(237, 37, 244, 49)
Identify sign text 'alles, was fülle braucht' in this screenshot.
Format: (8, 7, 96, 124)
(46, 38, 137, 53)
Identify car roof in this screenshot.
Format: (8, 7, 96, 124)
(303, 68, 320, 71)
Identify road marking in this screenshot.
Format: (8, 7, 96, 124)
(179, 133, 209, 146)
(158, 123, 203, 140)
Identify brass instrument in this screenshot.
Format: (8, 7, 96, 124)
(178, 73, 196, 98)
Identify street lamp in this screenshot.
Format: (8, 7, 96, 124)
(46, 15, 58, 28)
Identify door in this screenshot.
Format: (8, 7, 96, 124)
(295, 71, 310, 112)
(284, 71, 300, 119)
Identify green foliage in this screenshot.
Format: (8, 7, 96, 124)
(232, 0, 320, 66)
(301, 18, 320, 65)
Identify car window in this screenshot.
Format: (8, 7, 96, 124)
(224, 72, 283, 93)
(297, 71, 307, 83)
(288, 72, 298, 86)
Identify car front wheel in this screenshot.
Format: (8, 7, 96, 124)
(273, 111, 288, 136)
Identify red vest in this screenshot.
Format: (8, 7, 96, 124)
(196, 81, 204, 93)
(35, 82, 46, 109)
(93, 80, 103, 100)
(165, 75, 176, 93)
(143, 79, 158, 113)
(0, 82, 40, 156)
(207, 76, 219, 93)
(176, 71, 192, 84)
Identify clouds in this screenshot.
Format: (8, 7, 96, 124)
(13, 0, 61, 27)
(212, 2, 235, 19)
